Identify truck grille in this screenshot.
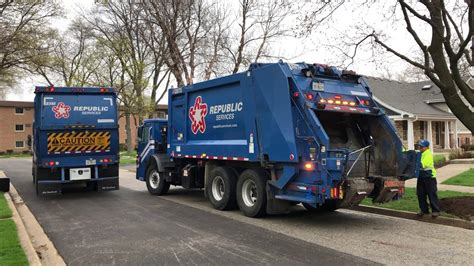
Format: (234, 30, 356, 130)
(47, 131, 110, 154)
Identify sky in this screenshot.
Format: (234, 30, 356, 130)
(6, 0, 425, 102)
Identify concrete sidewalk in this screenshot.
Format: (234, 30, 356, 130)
(405, 164, 474, 193)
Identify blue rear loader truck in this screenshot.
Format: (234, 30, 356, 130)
(32, 86, 120, 195)
(136, 62, 420, 217)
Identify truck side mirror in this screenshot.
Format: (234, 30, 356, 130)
(27, 135, 32, 147)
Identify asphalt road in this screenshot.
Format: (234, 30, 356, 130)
(2, 158, 474, 265)
(1, 158, 374, 265)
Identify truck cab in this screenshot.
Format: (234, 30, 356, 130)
(136, 119, 168, 189)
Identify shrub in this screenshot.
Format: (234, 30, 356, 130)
(6, 150, 13, 154)
(434, 155, 447, 168)
(0, 152, 5, 155)
(22, 150, 30, 154)
(119, 143, 128, 152)
(461, 144, 474, 151)
(449, 149, 473, 160)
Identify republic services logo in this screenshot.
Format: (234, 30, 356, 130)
(189, 96, 207, 134)
(52, 102, 71, 119)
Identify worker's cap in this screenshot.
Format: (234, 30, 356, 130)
(417, 140, 430, 147)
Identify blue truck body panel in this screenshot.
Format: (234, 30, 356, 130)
(32, 86, 120, 195)
(137, 62, 421, 214)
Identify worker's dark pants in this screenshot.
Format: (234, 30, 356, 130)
(417, 178, 440, 213)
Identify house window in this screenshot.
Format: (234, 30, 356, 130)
(401, 121, 408, 141)
(419, 121, 425, 139)
(15, 141, 25, 148)
(434, 122, 442, 145)
(15, 107, 24, 114)
(15, 124, 24, 132)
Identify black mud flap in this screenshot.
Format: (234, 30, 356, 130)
(97, 178, 119, 191)
(339, 178, 374, 208)
(36, 182, 62, 196)
(370, 177, 404, 203)
(265, 184, 292, 215)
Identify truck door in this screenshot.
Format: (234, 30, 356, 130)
(136, 124, 152, 180)
(137, 124, 152, 156)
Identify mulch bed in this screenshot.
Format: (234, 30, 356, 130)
(440, 197, 474, 221)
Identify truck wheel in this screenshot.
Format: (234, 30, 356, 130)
(146, 165, 170, 195)
(237, 169, 268, 218)
(207, 167, 237, 210)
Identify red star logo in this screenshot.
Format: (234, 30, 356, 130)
(189, 96, 207, 134)
(52, 102, 71, 119)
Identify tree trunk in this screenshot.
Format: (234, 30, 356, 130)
(125, 111, 133, 153)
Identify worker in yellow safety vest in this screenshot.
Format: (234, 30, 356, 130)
(416, 140, 440, 218)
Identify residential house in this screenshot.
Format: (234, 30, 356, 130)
(366, 77, 473, 151)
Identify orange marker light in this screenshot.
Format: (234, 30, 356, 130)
(335, 100, 341, 104)
(304, 162, 314, 171)
(305, 93, 314, 100)
(342, 101, 349, 105)
(349, 102, 356, 106)
(319, 99, 327, 103)
(327, 99, 334, 104)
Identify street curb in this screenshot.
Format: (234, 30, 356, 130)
(4, 174, 66, 265)
(353, 205, 473, 230)
(4, 192, 41, 265)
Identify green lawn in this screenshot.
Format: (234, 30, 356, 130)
(0, 153, 31, 159)
(361, 187, 474, 217)
(0, 194, 28, 265)
(0, 194, 12, 219)
(442, 168, 474, 187)
(120, 151, 137, 165)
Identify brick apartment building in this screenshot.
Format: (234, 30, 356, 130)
(0, 100, 167, 153)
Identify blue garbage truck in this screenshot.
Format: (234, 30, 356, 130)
(32, 86, 120, 195)
(136, 62, 420, 217)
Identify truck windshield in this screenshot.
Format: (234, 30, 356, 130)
(40, 94, 117, 126)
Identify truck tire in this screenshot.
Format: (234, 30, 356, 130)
(146, 165, 170, 195)
(237, 169, 268, 218)
(207, 166, 237, 210)
(302, 200, 338, 212)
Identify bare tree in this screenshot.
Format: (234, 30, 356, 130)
(302, 0, 474, 132)
(145, 0, 210, 86)
(228, 0, 291, 74)
(33, 20, 100, 87)
(0, 1, 59, 95)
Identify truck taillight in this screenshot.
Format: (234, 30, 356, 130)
(303, 162, 315, 171)
(305, 93, 314, 100)
(49, 161, 55, 166)
(292, 92, 299, 97)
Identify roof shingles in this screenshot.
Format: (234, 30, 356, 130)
(365, 77, 455, 118)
